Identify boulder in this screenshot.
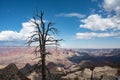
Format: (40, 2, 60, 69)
(61, 68, 92, 80)
(82, 68, 92, 79)
(27, 71, 41, 80)
(74, 71, 82, 76)
(61, 76, 69, 80)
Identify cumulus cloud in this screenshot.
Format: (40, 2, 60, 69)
(20, 19, 37, 38)
(80, 0, 120, 32)
(77, 0, 120, 39)
(0, 19, 36, 41)
(56, 13, 85, 18)
(76, 32, 120, 39)
(103, 0, 120, 20)
(0, 31, 22, 41)
(80, 14, 120, 31)
(103, 0, 120, 13)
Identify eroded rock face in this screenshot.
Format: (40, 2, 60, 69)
(61, 65, 118, 80)
(61, 70, 84, 80)
(0, 63, 30, 80)
(82, 68, 92, 79)
(102, 75, 118, 80)
(69, 65, 81, 71)
(93, 66, 118, 79)
(61, 73, 77, 80)
(20, 63, 35, 75)
(27, 71, 41, 80)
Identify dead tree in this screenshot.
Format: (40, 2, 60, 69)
(26, 11, 62, 80)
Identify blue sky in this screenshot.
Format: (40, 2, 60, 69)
(0, 0, 120, 48)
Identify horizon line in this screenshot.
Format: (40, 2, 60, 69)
(0, 46, 120, 49)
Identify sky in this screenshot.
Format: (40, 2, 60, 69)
(0, 0, 120, 48)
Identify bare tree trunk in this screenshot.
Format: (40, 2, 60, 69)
(91, 70, 93, 80)
(90, 67, 94, 80)
(42, 53, 46, 80)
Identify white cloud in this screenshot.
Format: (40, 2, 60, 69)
(0, 19, 36, 41)
(78, 0, 120, 40)
(56, 13, 85, 18)
(103, 0, 120, 13)
(0, 31, 22, 41)
(76, 32, 120, 39)
(80, 14, 120, 31)
(103, 0, 120, 22)
(20, 19, 37, 38)
(79, 0, 120, 32)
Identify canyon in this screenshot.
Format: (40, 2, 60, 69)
(0, 47, 120, 80)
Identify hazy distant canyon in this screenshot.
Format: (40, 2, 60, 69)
(1, 47, 120, 80)
(0, 47, 120, 68)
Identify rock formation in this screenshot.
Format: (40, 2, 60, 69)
(0, 63, 30, 80)
(93, 66, 118, 79)
(20, 63, 35, 75)
(61, 66, 118, 80)
(102, 75, 118, 80)
(82, 68, 92, 79)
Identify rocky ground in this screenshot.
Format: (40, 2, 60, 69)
(0, 63, 119, 80)
(61, 65, 118, 80)
(0, 63, 30, 80)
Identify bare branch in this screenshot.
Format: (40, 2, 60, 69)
(30, 18, 38, 27)
(49, 27, 59, 34)
(46, 43, 60, 46)
(47, 67, 53, 80)
(32, 46, 40, 56)
(30, 17, 42, 47)
(45, 52, 52, 55)
(26, 40, 38, 46)
(30, 31, 39, 34)
(46, 36, 54, 41)
(32, 56, 41, 60)
(46, 39, 63, 42)
(30, 33, 39, 39)
(45, 22, 54, 39)
(40, 11, 45, 29)
(40, 11, 44, 17)
(27, 35, 39, 44)
(48, 22, 54, 27)
(37, 60, 42, 66)
(30, 16, 42, 37)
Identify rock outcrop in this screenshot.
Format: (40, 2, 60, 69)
(93, 66, 118, 79)
(102, 75, 118, 80)
(27, 71, 41, 80)
(0, 63, 30, 80)
(20, 63, 35, 75)
(82, 68, 92, 79)
(61, 66, 118, 80)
